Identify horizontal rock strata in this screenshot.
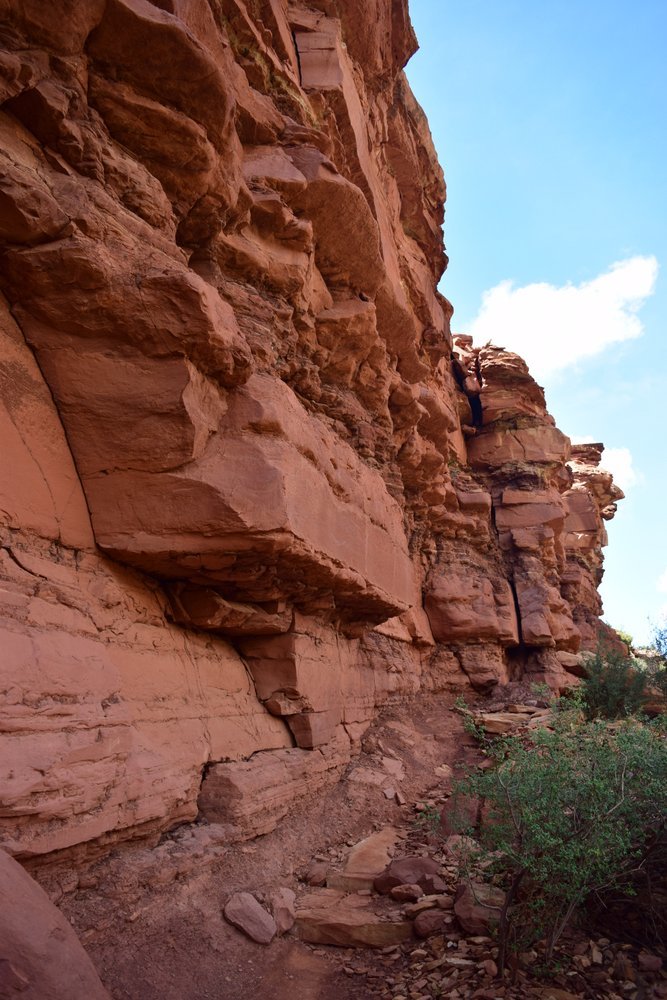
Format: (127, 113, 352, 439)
(0, 0, 621, 862)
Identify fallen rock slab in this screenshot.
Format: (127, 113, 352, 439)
(472, 712, 529, 735)
(296, 889, 412, 948)
(418, 873, 447, 893)
(328, 827, 399, 891)
(374, 856, 442, 894)
(268, 887, 296, 936)
(224, 892, 277, 944)
(198, 739, 348, 840)
(413, 908, 451, 939)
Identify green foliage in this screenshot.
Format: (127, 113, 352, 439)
(649, 623, 667, 696)
(413, 802, 441, 835)
(616, 629, 634, 648)
(580, 648, 648, 719)
(652, 622, 667, 662)
(655, 669, 667, 697)
(530, 682, 551, 701)
(453, 715, 667, 970)
(454, 695, 488, 743)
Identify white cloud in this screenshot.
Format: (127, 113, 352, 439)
(600, 447, 638, 492)
(468, 256, 658, 380)
(570, 438, 639, 492)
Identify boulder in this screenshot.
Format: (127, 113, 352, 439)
(296, 889, 412, 948)
(389, 883, 423, 902)
(327, 827, 399, 891)
(413, 908, 451, 939)
(0, 850, 111, 999)
(419, 874, 448, 893)
(374, 856, 442, 894)
(268, 888, 296, 936)
(425, 574, 518, 645)
(306, 862, 330, 888)
(454, 881, 505, 935)
(223, 892, 277, 945)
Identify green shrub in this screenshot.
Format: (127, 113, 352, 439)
(650, 624, 667, 697)
(452, 715, 667, 971)
(580, 648, 647, 719)
(653, 622, 667, 662)
(616, 629, 634, 648)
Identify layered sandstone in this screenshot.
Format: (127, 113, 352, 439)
(0, 0, 621, 862)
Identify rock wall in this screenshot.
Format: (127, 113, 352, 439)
(0, 0, 621, 861)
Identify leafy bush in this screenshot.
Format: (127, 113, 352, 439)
(653, 622, 667, 662)
(580, 648, 648, 719)
(453, 714, 667, 971)
(649, 623, 667, 697)
(616, 629, 634, 648)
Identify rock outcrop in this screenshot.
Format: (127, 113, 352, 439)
(0, 0, 621, 864)
(0, 850, 111, 998)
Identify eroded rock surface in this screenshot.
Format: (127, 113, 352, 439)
(0, 850, 111, 999)
(0, 0, 621, 867)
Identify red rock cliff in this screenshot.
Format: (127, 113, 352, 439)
(0, 0, 621, 860)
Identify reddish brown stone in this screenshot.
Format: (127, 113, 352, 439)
(0, 850, 110, 999)
(0, 0, 622, 864)
(389, 883, 424, 903)
(374, 857, 442, 894)
(296, 889, 413, 948)
(223, 892, 277, 945)
(268, 888, 297, 936)
(413, 908, 451, 939)
(454, 881, 505, 935)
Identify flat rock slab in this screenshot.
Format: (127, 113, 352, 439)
(473, 712, 530, 734)
(381, 756, 405, 781)
(296, 889, 412, 948)
(224, 892, 277, 944)
(374, 856, 442, 894)
(346, 767, 389, 788)
(328, 827, 399, 891)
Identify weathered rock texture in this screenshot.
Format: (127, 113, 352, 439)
(0, 0, 621, 862)
(0, 850, 111, 998)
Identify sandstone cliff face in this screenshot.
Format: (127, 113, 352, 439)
(0, 0, 621, 861)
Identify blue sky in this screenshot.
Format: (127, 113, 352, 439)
(406, 0, 667, 645)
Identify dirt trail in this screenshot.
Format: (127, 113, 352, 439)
(39, 696, 472, 1000)
(37, 692, 664, 1000)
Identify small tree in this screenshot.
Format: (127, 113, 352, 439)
(580, 648, 647, 719)
(453, 715, 667, 972)
(650, 623, 667, 697)
(653, 622, 667, 662)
